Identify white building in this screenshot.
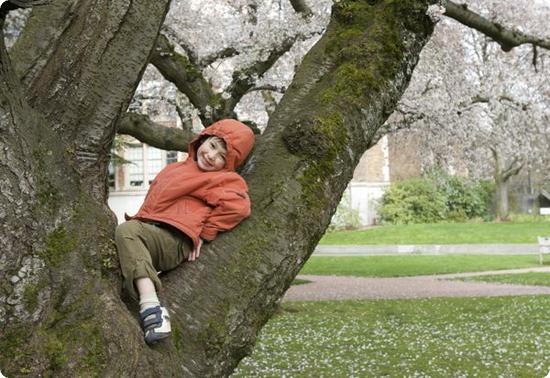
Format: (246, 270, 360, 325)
(346, 135, 390, 226)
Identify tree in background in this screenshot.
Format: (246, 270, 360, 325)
(0, 1, 437, 375)
(385, 0, 550, 220)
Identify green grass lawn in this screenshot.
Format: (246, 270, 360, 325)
(460, 272, 550, 287)
(233, 297, 550, 377)
(298, 255, 541, 277)
(320, 222, 550, 245)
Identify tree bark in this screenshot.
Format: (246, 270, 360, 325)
(1, 0, 436, 376)
(1, 0, 173, 376)
(117, 112, 195, 152)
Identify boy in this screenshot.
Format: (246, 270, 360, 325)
(115, 119, 255, 343)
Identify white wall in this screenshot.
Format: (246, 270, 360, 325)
(349, 182, 389, 226)
(108, 192, 146, 224)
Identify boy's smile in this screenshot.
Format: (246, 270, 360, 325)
(197, 137, 227, 171)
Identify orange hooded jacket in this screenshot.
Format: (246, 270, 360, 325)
(127, 119, 255, 248)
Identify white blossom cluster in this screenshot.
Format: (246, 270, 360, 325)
(133, 0, 331, 130)
(387, 0, 550, 186)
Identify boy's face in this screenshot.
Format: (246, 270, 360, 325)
(197, 137, 227, 172)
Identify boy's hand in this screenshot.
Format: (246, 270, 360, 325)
(188, 238, 203, 261)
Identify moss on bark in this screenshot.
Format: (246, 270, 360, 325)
(38, 227, 78, 267)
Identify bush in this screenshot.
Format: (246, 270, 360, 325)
(426, 170, 493, 221)
(329, 191, 362, 230)
(379, 171, 494, 224)
(378, 178, 447, 224)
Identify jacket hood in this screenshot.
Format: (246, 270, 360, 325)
(189, 119, 255, 171)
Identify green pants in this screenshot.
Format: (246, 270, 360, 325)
(115, 220, 192, 299)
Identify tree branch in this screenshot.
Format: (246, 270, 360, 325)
(420, 78, 434, 96)
(150, 33, 217, 125)
(502, 158, 524, 180)
(159, 2, 437, 374)
(0, 1, 43, 19)
(161, 26, 201, 67)
(7, 0, 49, 6)
(444, 1, 550, 51)
(457, 94, 529, 114)
(374, 105, 428, 142)
(152, 30, 320, 124)
(117, 112, 195, 152)
(175, 103, 195, 132)
(224, 35, 300, 111)
(288, 0, 313, 17)
(489, 145, 501, 179)
(392, 107, 427, 129)
(249, 85, 287, 94)
(201, 47, 239, 68)
(1, 0, 48, 13)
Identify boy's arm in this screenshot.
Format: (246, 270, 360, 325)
(200, 183, 251, 241)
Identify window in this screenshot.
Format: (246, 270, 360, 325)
(167, 150, 178, 164)
(116, 143, 180, 191)
(108, 161, 115, 190)
(147, 147, 163, 185)
(128, 146, 144, 187)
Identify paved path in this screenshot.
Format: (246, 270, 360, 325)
(283, 267, 550, 301)
(314, 244, 540, 255)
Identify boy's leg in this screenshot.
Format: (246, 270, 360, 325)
(115, 220, 161, 300)
(115, 220, 191, 343)
(138, 221, 192, 273)
(135, 277, 159, 310)
(115, 220, 191, 300)
(135, 277, 171, 343)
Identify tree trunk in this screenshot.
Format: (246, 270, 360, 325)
(495, 177, 509, 221)
(1, 0, 436, 376)
(1, 0, 173, 376)
(490, 148, 523, 222)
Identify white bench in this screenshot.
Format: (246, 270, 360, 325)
(537, 236, 550, 265)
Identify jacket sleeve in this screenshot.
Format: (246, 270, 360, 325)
(200, 178, 251, 241)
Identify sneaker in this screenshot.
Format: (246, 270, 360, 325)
(139, 305, 171, 344)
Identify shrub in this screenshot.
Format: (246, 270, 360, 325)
(329, 191, 362, 230)
(379, 171, 494, 224)
(378, 178, 447, 224)
(426, 170, 493, 221)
